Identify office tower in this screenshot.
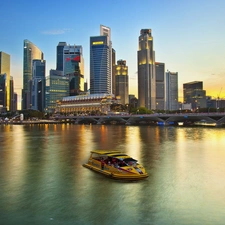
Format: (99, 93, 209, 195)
(183, 81, 206, 110)
(90, 25, 112, 94)
(0, 74, 6, 112)
(84, 80, 88, 92)
(115, 60, 129, 105)
(155, 62, 165, 110)
(138, 29, 156, 110)
(0, 51, 10, 111)
(31, 60, 46, 111)
(112, 48, 116, 96)
(10, 76, 14, 112)
(63, 44, 84, 95)
(45, 70, 69, 113)
(22, 39, 43, 110)
(166, 71, 178, 111)
(56, 42, 67, 71)
(13, 92, 17, 112)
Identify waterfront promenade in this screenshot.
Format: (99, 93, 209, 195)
(2, 112, 224, 126)
(59, 112, 225, 126)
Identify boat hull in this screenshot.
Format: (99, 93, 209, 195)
(83, 163, 148, 180)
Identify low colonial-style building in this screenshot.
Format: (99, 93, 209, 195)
(55, 93, 119, 115)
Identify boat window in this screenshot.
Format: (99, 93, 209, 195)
(123, 158, 137, 163)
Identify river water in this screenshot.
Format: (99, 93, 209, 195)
(0, 124, 225, 225)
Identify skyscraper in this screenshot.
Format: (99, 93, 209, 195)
(90, 25, 112, 94)
(0, 74, 6, 112)
(63, 44, 84, 95)
(56, 42, 67, 71)
(31, 60, 46, 111)
(115, 60, 129, 105)
(0, 51, 10, 111)
(112, 48, 116, 96)
(22, 39, 43, 110)
(138, 29, 156, 110)
(45, 70, 69, 113)
(166, 71, 178, 111)
(155, 62, 165, 110)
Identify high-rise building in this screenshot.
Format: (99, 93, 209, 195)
(22, 39, 43, 110)
(63, 44, 84, 95)
(45, 70, 69, 113)
(155, 62, 165, 110)
(31, 60, 46, 111)
(13, 92, 17, 112)
(10, 76, 15, 112)
(56, 42, 67, 71)
(183, 81, 206, 110)
(0, 51, 10, 111)
(115, 60, 129, 105)
(112, 48, 116, 96)
(90, 25, 112, 94)
(166, 71, 178, 111)
(138, 29, 156, 109)
(0, 73, 6, 112)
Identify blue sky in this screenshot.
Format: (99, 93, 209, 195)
(1, 0, 225, 105)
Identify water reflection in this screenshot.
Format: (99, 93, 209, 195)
(1, 125, 225, 224)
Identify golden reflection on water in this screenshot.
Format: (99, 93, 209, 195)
(125, 127, 141, 159)
(1, 126, 26, 208)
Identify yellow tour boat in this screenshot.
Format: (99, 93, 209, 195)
(83, 150, 148, 180)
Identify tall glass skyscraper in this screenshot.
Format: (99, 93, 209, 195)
(31, 60, 46, 111)
(115, 60, 129, 105)
(22, 39, 43, 110)
(155, 62, 165, 110)
(63, 44, 84, 95)
(166, 71, 178, 111)
(90, 25, 112, 94)
(138, 29, 156, 109)
(45, 70, 69, 113)
(0, 51, 10, 111)
(56, 42, 67, 71)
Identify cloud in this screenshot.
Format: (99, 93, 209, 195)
(41, 28, 72, 35)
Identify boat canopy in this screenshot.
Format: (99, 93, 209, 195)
(90, 150, 136, 160)
(90, 150, 121, 155)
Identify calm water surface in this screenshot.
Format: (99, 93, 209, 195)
(0, 124, 225, 225)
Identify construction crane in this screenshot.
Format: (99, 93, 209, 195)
(217, 87, 223, 100)
(216, 87, 223, 110)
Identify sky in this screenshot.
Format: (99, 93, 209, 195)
(1, 0, 225, 108)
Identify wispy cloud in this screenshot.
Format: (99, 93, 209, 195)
(41, 28, 72, 35)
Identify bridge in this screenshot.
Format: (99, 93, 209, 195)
(54, 112, 225, 126)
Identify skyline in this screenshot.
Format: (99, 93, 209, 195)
(1, 0, 225, 109)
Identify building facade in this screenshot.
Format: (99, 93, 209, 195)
(115, 60, 129, 105)
(56, 42, 67, 71)
(10, 76, 15, 112)
(63, 44, 84, 96)
(155, 62, 165, 110)
(22, 39, 43, 110)
(166, 71, 178, 111)
(0, 73, 6, 112)
(183, 81, 206, 110)
(138, 29, 156, 110)
(0, 51, 11, 111)
(90, 25, 112, 94)
(31, 60, 46, 111)
(45, 70, 69, 113)
(112, 48, 116, 96)
(56, 93, 116, 115)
